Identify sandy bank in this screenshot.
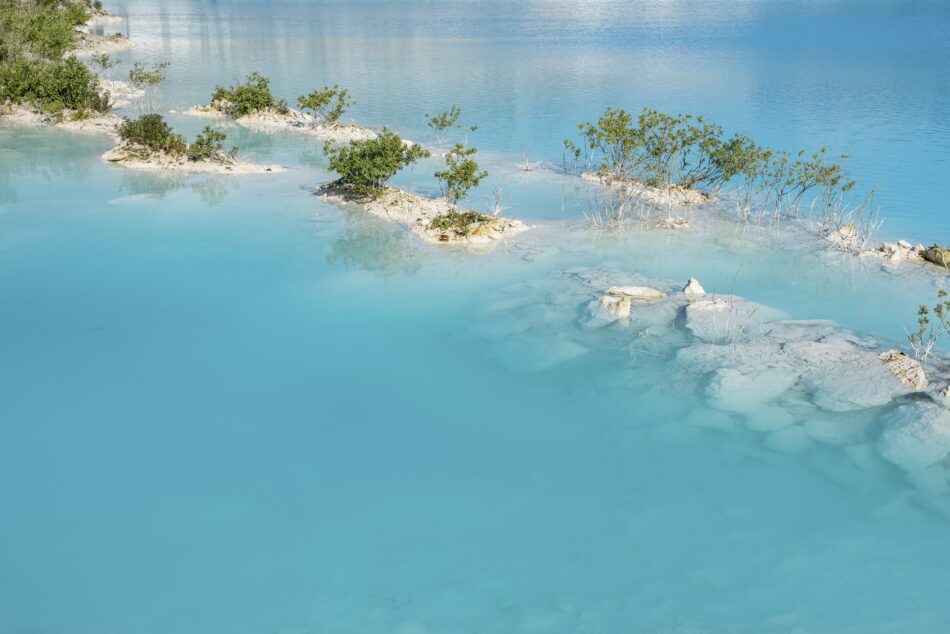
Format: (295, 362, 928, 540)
(317, 183, 529, 247)
(102, 143, 286, 174)
(0, 103, 121, 136)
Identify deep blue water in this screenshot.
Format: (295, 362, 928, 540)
(3, 2, 950, 633)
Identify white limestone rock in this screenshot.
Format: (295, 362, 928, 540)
(584, 294, 631, 328)
(682, 277, 706, 297)
(605, 286, 668, 303)
(877, 402, 950, 472)
(785, 337, 912, 412)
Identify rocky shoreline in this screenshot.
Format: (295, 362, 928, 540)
(183, 102, 379, 144)
(102, 143, 286, 174)
(317, 183, 529, 247)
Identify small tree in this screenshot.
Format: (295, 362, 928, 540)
(128, 61, 169, 114)
(323, 129, 431, 199)
(907, 289, 950, 364)
(426, 105, 461, 144)
(297, 84, 353, 126)
(435, 142, 488, 205)
(187, 126, 236, 162)
(89, 53, 118, 76)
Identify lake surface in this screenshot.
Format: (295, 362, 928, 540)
(3, 2, 950, 633)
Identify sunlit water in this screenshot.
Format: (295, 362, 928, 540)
(3, 2, 950, 633)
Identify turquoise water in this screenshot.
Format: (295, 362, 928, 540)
(4, 2, 950, 633)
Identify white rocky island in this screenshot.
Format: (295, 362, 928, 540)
(103, 114, 285, 175)
(184, 73, 378, 144)
(317, 128, 527, 248)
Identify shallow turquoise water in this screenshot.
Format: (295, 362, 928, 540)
(3, 2, 950, 633)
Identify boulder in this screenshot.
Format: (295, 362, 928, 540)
(802, 417, 872, 446)
(877, 402, 950, 472)
(879, 349, 927, 390)
(922, 246, 950, 268)
(682, 278, 706, 297)
(744, 405, 798, 432)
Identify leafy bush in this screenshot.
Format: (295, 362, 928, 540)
(211, 71, 281, 117)
(434, 142, 488, 205)
(324, 129, 431, 199)
(118, 114, 186, 155)
(0, 0, 88, 62)
(187, 126, 236, 162)
(0, 55, 107, 114)
(297, 85, 353, 125)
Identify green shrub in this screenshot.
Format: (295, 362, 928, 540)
(297, 85, 353, 125)
(0, 1, 86, 61)
(211, 71, 278, 117)
(118, 114, 186, 155)
(187, 126, 236, 162)
(0, 55, 107, 114)
(434, 142, 488, 205)
(324, 129, 431, 199)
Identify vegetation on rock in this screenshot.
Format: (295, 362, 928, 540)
(323, 129, 431, 199)
(187, 126, 237, 162)
(118, 113, 186, 155)
(0, 1, 111, 116)
(211, 71, 286, 118)
(297, 85, 353, 125)
(565, 106, 856, 214)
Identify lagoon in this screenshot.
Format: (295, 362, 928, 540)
(3, 1, 950, 633)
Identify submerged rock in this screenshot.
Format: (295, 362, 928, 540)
(683, 296, 784, 343)
(655, 217, 690, 230)
(705, 366, 800, 415)
(585, 294, 631, 328)
(605, 286, 667, 303)
(879, 349, 927, 390)
(877, 402, 950, 472)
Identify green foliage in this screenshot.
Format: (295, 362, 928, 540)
(211, 71, 277, 117)
(118, 113, 186, 155)
(89, 53, 118, 75)
(323, 129, 431, 199)
(187, 126, 236, 162)
(434, 142, 488, 205)
(0, 55, 107, 114)
(297, 84, 353, 125)
(426, 105, 461, 143)
(0, 0, 87, 62)
(127, 61, 168, 89)
(568, 106, 858, 213)
(428, 210, 493, 231)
